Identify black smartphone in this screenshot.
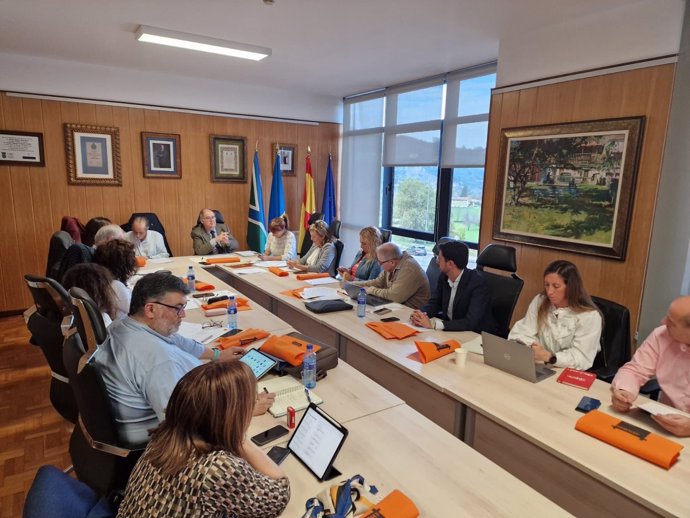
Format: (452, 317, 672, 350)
(267, 445, 290, 465)
(374, 307, 391, 315)
(251, 425, 289, 446)
(219, 328, 242, 338)
(381, 316, 400, 322)
(192, 292, 212, 298)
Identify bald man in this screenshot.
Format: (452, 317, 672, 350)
(125, 217, 169, 259)
(611, 296, 690, 437)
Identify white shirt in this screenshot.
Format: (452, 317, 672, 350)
(125, 230, 169, 259)
(111, 280, 132, 321)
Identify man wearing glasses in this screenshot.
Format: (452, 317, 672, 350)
(191, 208, 239, 255)
(350, 242, 430, 309)
(93, 272, 274, 446)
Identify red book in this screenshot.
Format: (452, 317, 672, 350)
(557, 368, 596, 390)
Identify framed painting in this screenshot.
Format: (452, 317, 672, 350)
(210, 135, 246, 183)
(493, 117, 645, 260)
(64, 123, 122, 186)
(0, 130, 45, 167)
(142, 132, 181, 178)
(275, 143, 296, 175)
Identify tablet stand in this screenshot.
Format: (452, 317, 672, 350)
(322, 465, 342, 481)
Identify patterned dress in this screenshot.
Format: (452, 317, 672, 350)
(117, 449, 290, 518)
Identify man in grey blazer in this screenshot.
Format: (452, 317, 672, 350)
(190, 208, 239, 255)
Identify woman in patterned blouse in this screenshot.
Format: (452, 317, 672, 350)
(117, 361, 290, 518)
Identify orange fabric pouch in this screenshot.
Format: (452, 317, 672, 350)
(414, 339, 460, 363)
(194, 280, 216, 291)
(135, 256, 147, 267)
(201, 297, 251, 312)
(296, 272, 331, 281)
(216, 328, 270, 350)
(269, 266, 289, 277)
(260, 335, 321, 366)
(575, 409, 683, 469)
(280, 287, 306, 299)
(360, 490, 419, 518)
(204, 257, 240, 264)
(366, 322, 419, 340)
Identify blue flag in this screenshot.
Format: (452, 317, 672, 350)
(268, 149, 286, 221)
(247, 151, 267, 252)
(322, 154, 336, 224)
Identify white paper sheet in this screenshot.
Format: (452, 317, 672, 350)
(148, 257, 173, 264)
(235, 267, 268, 275)
(254, 260, 287, 268)
(637, 400, 690, 417)
(177, 321, 227, 344)
(236, 251, 257, 257)
(299, 287, 341, 300)
(305, 277, 339, 286)
(461, 334, 484, 355)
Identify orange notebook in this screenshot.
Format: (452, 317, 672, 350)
(269, 266, 289, 277)
(360, 490, 419, 518)
(260, 335, 321, 366)
(216, 328, 270, 350)
(365, 321, 419, 340)
(575, 410, 683, 469)
(296, 272, 331, 281)
(414, 339, 460, 363)
(204, 257, 240, 264)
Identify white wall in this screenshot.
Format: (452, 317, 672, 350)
(497, 0, 684, 87)
(0, 52, 342, 123)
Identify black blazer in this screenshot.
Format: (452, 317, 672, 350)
(422, 268, 498, 333)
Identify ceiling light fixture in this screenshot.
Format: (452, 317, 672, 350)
(135, 25, 271, 61)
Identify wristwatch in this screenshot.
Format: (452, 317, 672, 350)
(546, 354, 557, 365)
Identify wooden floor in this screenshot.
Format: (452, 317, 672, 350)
(0, 315, 72, 518)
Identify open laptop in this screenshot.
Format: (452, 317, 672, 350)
(481, 332, 556, 383)
(342, 282, 390, 307)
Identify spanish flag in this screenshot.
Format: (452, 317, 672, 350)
(298, 151, 316, 251)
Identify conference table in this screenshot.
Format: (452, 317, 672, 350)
(170, 253, 690, 518)
(147, 257, 568, 516)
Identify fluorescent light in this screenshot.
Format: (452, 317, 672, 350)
(135, 25, 271, 61)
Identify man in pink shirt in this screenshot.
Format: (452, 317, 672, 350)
(611, 296, 690, 437)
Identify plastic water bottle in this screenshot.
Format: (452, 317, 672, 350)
(302, 344, 317, 389)
(357, 288, 367, 318)
(226, 296, 238, 331)
(186, 266, 195, 293)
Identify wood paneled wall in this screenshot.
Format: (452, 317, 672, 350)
(0, 92, 340, 312)
(480, 64, 675, 338)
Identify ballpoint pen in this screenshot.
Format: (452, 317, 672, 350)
(304, 388, 312, 404)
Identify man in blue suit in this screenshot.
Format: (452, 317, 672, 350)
(410, 240, 497, 333)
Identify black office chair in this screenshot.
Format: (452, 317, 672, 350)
(425, 237, 455, 301)
(475, 243, 524, 338)
(56, 244, 94, 282)
(64, 288, 144, 496)
(378, 227, 392, 244)
(588, 296, 631, 382)
(332, 240, 344, 274)
(329, 220, 342, 240)
(120, 212, 173, 257)
(23, 275, 78, 423)
(46, 231, 74, 280)
(299, 212, 325, 257)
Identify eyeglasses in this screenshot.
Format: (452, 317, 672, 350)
(202, 320, 223, 329)
(151, 301, 186, 316)
(377, 258, 394, 265)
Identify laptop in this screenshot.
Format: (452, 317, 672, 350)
(342, 282, 390, 307)
(481, 332, 556, 383)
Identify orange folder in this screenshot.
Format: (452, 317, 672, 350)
(194, 280, 216, 292)
(280, 287, 306, 299)
(296, 272, 331, 281)
(365, 321, 419, 340)
(135, 256, 147, 267)
(414, 339, 460, 363)
(204, 257, 241, 264)
(575, 410, 683, 469)
(216, 328, 270, 350)
(260, 335, 321, 366)
(269, 266, 289, 277)
(360, 490, 419, 518)
(201, 297, 251, 312)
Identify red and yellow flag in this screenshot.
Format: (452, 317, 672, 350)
(298, 152, 316, 250)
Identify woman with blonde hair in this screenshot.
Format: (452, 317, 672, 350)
(509, 260, 602, 370)
(117, 361, 290, 517)
(338, 226, 382, 281)
(287, 220, 336, 276)
(261, 215, 296, 260)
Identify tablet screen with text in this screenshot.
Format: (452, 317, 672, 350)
(288, 403, 348, 480)
(239, 348, 277, 380)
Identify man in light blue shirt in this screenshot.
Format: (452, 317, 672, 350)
(93, 272, 272, 445)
